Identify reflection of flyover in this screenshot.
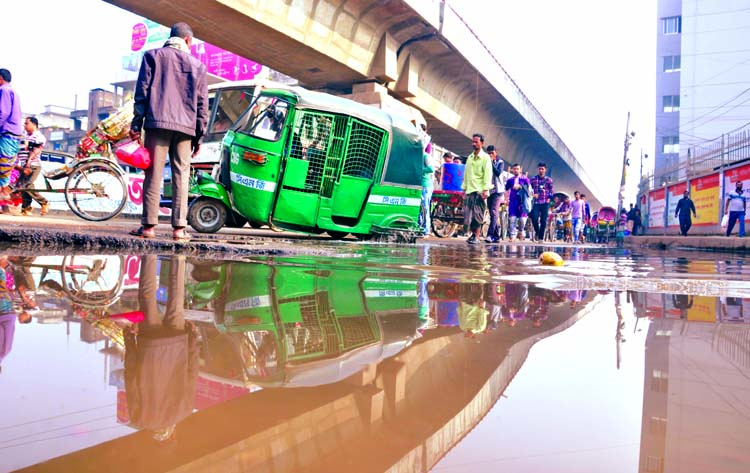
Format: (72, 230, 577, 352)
(103, 0, 604, 207)
(22, 295, 602, 472)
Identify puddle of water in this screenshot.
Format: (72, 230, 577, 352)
(0, 247, 748, 472)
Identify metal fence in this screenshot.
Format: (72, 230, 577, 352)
(640, 124, 750, 192)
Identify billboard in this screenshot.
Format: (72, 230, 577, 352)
(648, 188, 666, 228)
(667, 181, 687, 227)
(690, 173, 720, 226)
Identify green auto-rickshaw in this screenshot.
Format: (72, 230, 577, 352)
(191, 85, 425, 241)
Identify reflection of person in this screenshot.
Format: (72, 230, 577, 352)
(124, 255, 199, 441)
(0, 68, 23, 201)
(724, 181, 746, 237)
(8, 256, 38, 312)
(0, 258, 31, 373)
(674, 191, 696, 236)
(720, 296, 745, 322)
(458, 282, 488, 337)
(16, 117, 50, 216)
(129, 22, 208, 242)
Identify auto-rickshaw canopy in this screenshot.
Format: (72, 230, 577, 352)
(279, 86, 425, 187)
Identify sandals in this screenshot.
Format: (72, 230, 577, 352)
(172, 228, 191, 242)
(129, 226, 156, 239)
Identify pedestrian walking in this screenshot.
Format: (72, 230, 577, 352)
(0, 68, 23, 201)
(420, 151, 434, 236)
(529, 162, 553, 242)
(570, 191, 585, 242)
(485, 145, 510, 243)
(674, 190, 696, 236)
(461, 133, 492, 244)
(128, 22, 208, 242)
(16, 117, 50, 216)
(724, 181, 746, 237)
(580, 193, 591, 241)
(505, 163, 531, 241)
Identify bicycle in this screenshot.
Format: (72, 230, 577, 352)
(12, 147, 128, 221)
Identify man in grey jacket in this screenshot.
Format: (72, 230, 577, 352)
(129, 22, 208, 242)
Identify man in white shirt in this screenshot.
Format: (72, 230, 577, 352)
(15, 117, 49, 216)
(724, 181, 746, 237)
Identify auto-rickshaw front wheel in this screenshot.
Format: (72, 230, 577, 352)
(188, 197, 227, 233)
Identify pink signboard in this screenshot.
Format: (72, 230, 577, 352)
(131, 23, 148, 51)
(191, 42, 263, 81)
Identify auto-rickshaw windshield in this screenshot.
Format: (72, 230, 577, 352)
(233, 95, 289, 142)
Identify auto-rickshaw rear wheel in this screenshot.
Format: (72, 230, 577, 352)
(188, 197, 227, 233)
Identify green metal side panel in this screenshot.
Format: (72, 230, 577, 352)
(330, 176, 371, 218)
(223, 263, 274, 331)
(328, 270, 366, 317)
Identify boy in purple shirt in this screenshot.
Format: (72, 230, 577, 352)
(504, 163, 531, 240)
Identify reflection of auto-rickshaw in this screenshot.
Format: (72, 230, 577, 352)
(189, 85, 425, 241)
(207, 262, 420, 387)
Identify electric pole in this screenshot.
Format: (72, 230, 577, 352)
(618, 112, 635, 218)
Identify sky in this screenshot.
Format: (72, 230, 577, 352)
(2, 0, 656, 205)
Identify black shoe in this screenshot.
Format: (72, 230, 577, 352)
(467, 235, 477, 244)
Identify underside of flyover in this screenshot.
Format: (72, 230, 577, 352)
(104, 0, 604, 207)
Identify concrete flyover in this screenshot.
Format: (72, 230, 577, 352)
(104, 0, 604, 207)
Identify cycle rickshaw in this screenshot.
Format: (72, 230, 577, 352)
(6, 104, 132, 221)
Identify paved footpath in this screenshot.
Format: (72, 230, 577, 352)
(1, 211, 748, 255)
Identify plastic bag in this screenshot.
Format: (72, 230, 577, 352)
(721, 214, 729, 228)
(115, 140, 151, 169)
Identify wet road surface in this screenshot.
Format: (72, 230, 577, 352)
(0, 240, 749, 472)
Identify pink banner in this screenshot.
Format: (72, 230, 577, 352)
(191, 42, 263, 81)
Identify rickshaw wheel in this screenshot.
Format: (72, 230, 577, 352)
(432, 219, 458, 238)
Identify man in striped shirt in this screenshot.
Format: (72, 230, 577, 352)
(15, 117, 49, 216)
(529, 162, 554, 242)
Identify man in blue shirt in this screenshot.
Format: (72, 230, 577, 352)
(674, 191, 697, 236)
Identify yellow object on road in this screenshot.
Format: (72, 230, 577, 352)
(539, 251, 564, 266)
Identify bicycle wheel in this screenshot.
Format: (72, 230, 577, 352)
(62, 255, 125, 306)
(65, 161, 127, 221)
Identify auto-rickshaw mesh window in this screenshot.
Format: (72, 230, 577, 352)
(210, 88, 255, 134)
(239, 96, 289, 141)
(282, 295, 324, 356)
(338, 316, 378, 350)
(342, 120, 385, 180)
(289, 112, 335, 193)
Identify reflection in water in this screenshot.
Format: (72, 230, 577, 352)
(124, 255, 198, 442)
(0, 250, 749, 472)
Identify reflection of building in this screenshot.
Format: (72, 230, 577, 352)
(639, 319, 750, 472)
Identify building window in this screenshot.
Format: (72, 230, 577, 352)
(663, 95, 680, 112)
(663, 55, 681, 72)
(662, 136, 679, 154)
(662, 16, 682, 34)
